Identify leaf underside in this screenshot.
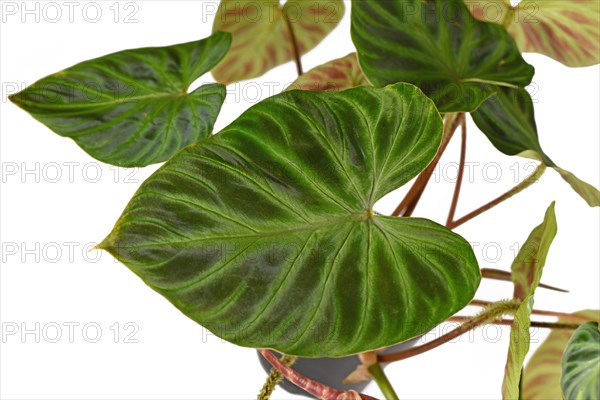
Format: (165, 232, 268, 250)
(523, 310, 600, 399)
(100, 83, 480, 357)
(212, 0, 344, 84)
(288, 53, 370, 92)
(469, 0, 600, 67)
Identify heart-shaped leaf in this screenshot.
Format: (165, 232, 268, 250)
(502, 202, 557, 399)
(522, 310, 600, 399)
(287, 53, 370, 91)
(212, 0, 344, 84)
(350, 0, 534, 112)
(469, 0, 600, 67)
(562, 322, 600, 399)
(9, 32, 231, 167)
(471, 88, 600, 207)
(99, 83, 480, 357)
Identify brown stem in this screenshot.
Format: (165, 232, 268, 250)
(469, 299, 588, 322)
(282, 10, 303, 77)
(480, 268, 568, 293)
(259, 350, 378, 400)
(378, 300, 519, 363)
(447, 316, 581, 330)
(446, 115, 467, 227)
(392, 113, 463, 217)
(446, 163, 546, 229)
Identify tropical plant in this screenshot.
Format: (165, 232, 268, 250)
(9, 0, 600, 399)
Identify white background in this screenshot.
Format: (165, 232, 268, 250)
(1, 1, 599, 399)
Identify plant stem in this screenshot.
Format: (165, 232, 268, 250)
(282, 10, 303, 77)
(367, 363, 400, 400)
(469, 299, 588, 322)
(480, 268, 568, 293)
(259, 349, 378, 400)
(446, 163, 547, 229)
(446, 115, 467, 226)
(392, 113, 463, 217)
(258, 354, 297, 400)
(447, 316, 581, 330)
(378, 300, 519, 363)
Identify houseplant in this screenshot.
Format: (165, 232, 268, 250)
(8, 0, 600, 398)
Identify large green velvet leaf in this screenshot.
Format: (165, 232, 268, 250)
(562, 322, 600, 399)
(471, 88, 600, 207)
(9, 32, 231, 167)
(99, 83, 481, 357)
(502, 203, 557, 399)
(350, 0, 534, 112)
(522, 310, 600, 399)
(212, 0, 344, 84)
(469, 0, 600, 67)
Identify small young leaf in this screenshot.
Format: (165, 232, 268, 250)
(212, 0, 344, 84)
(99, 83, 481, 357)
(561, 322, 600, 399)
(10, 32, 231, 167)
(287, 53, 370, 92)
(350, 0, 534, 112)
(472, 89, 600, 207)
(522, 310, 600, 399)
(469, 0, 600, 67)
(502, 203, 558, 399)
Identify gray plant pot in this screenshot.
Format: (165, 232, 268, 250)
(257, 337, 421, 397)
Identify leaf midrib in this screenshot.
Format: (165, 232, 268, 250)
(105, 211, 374, 250)
(12, 91, 189, 110)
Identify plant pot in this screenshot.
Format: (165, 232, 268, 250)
(256, 337, 421, 397)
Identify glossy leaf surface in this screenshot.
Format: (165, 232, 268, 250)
(469, 0, 600, 67)
(502, 203, 557, 399)
(472, 89, 600, 207)
(288, 53, 370, 91)
(212, 0, 344, 84)
(522, 310, 600, 399)
(99, 83, 480, 356)
(561, 322, 600, 399)
(351, 0, 534, 112)
(10, 32, 231, 167)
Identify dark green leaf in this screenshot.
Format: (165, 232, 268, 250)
(99, 83, 480, 357)
(472, 89, 600, 207)
(350, 0, 534, 112)
(10, 32, 231, 167)
(562, 322, 600, 400)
